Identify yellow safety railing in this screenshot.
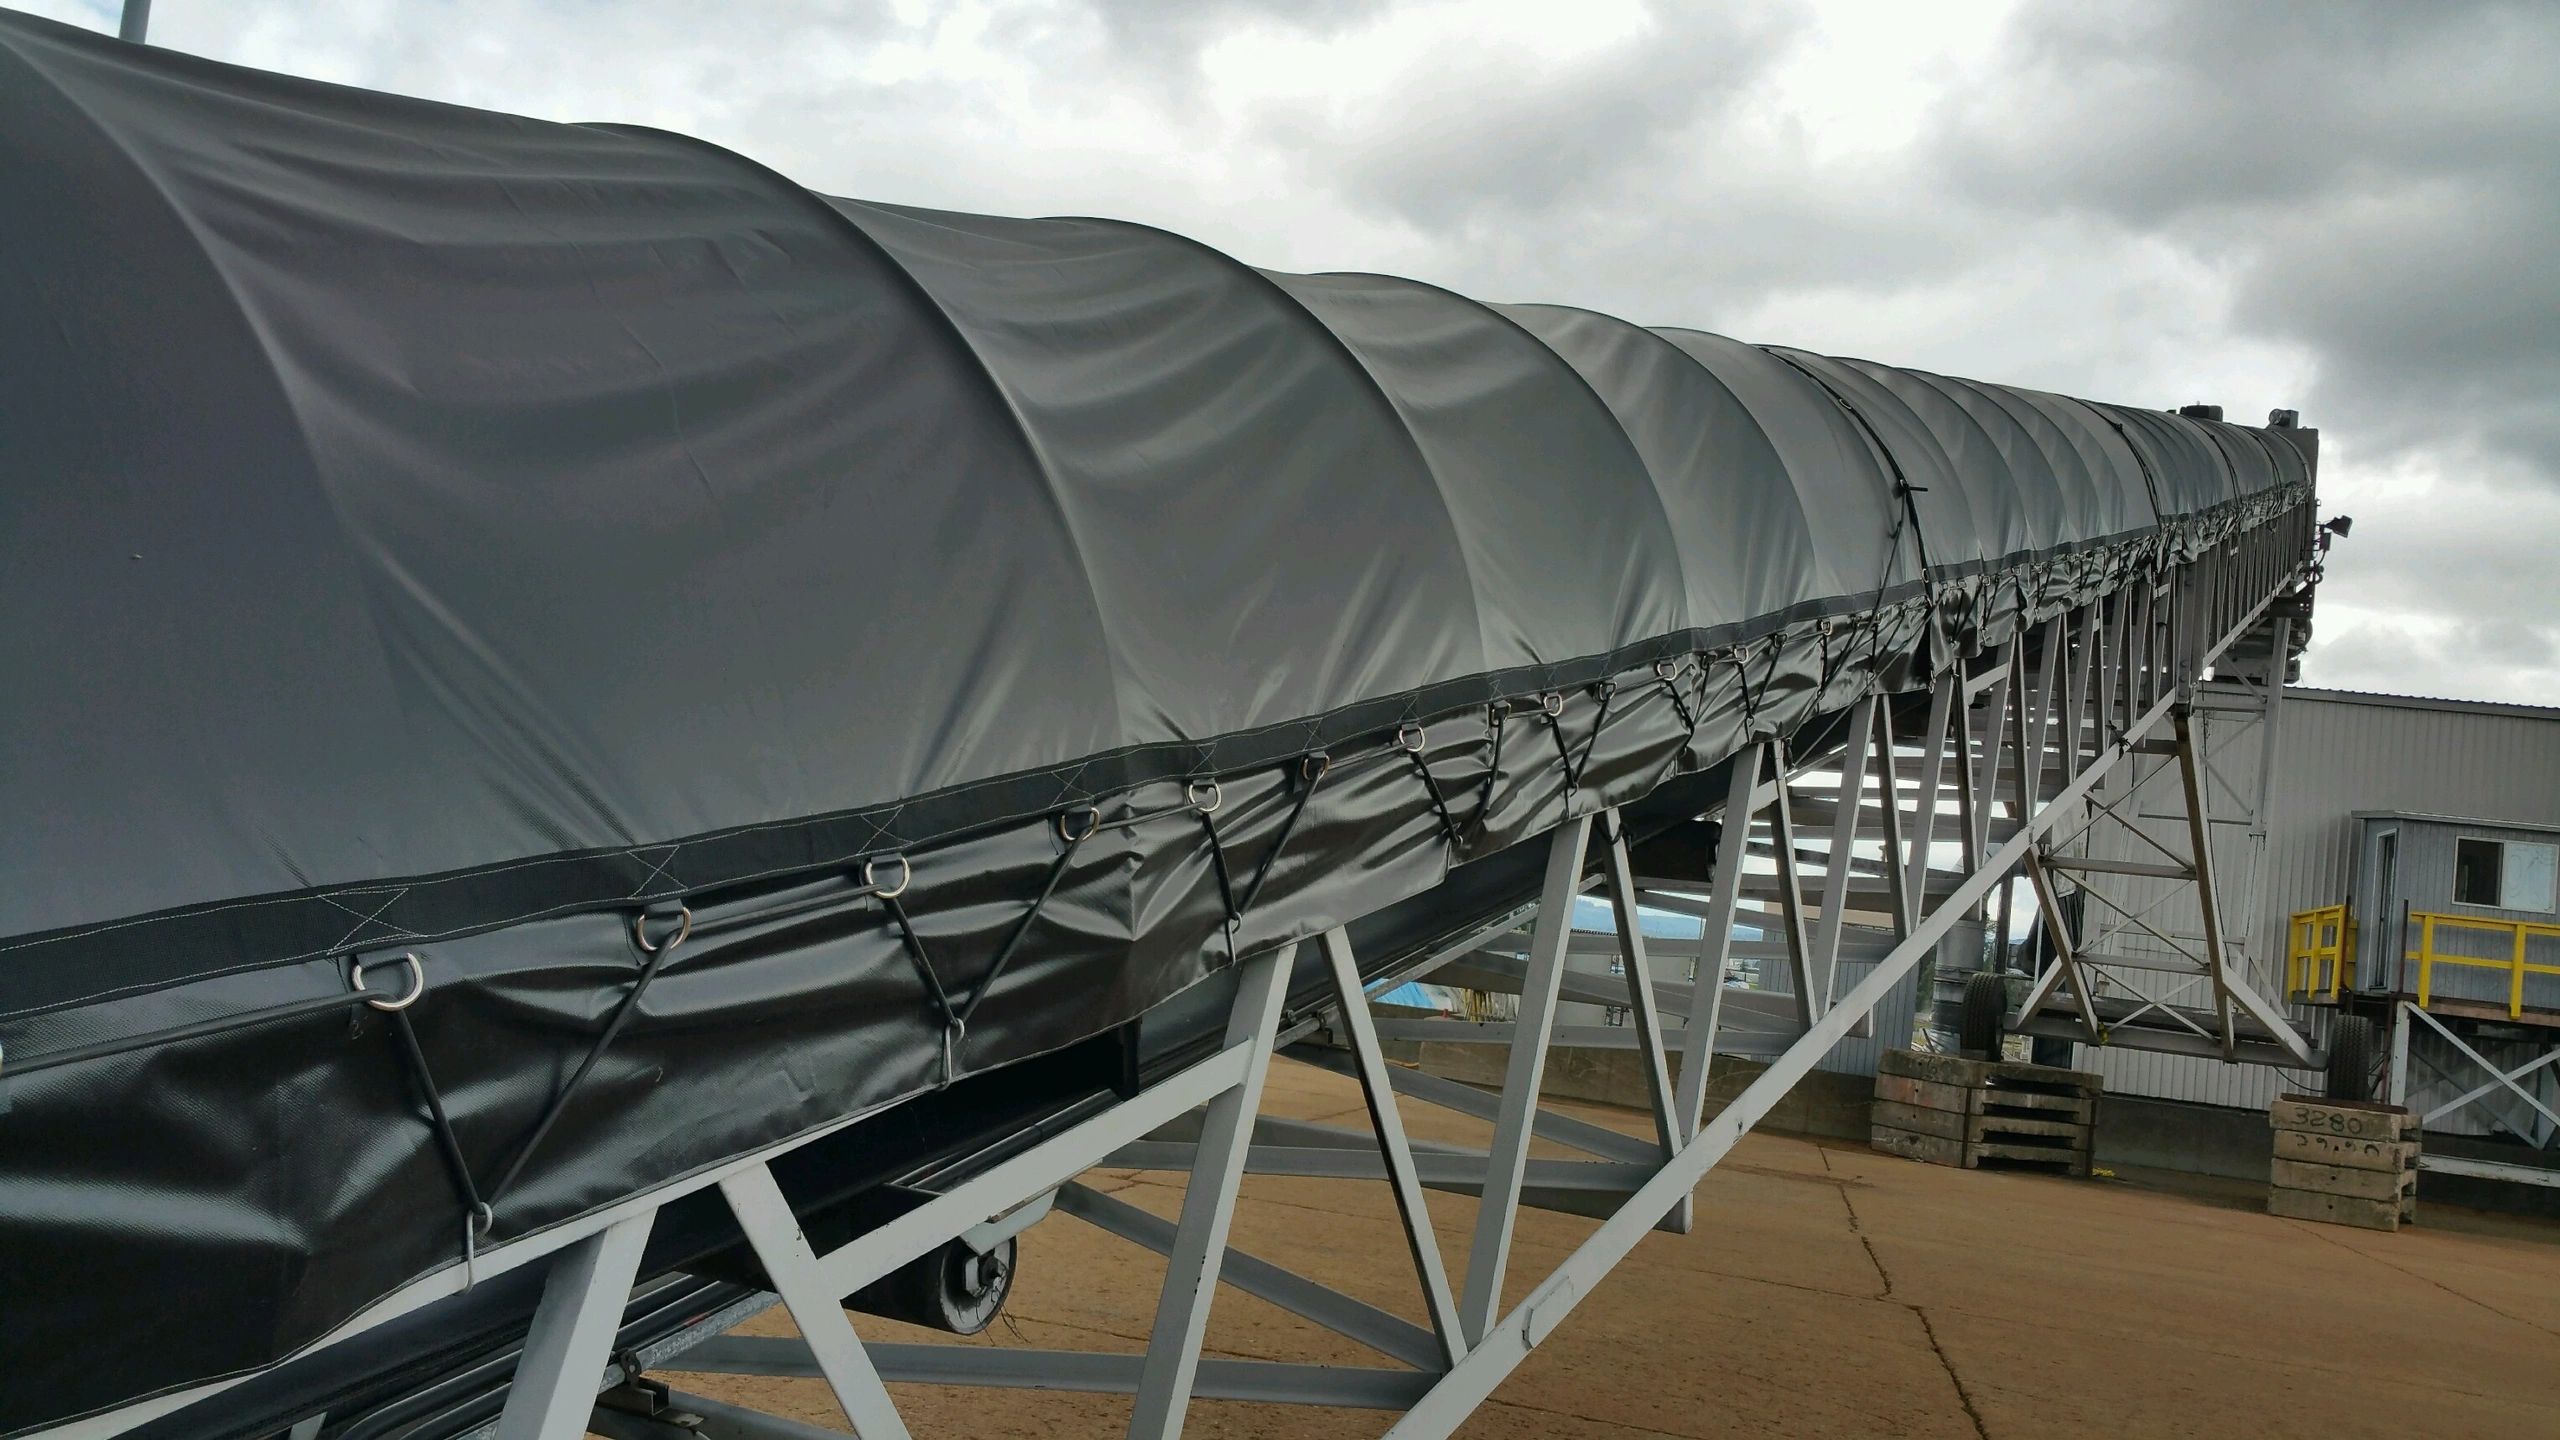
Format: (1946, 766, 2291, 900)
(2286, 904, 2354, 1002)
(2406, 911, 2560, 1019)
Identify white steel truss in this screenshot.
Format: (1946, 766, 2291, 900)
(2004, 596, 2320, 1069)
(44, 543, 2312, 1440)
(2387, 1002, 2560, 1189)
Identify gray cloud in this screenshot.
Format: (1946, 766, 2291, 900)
(1256, 5, 1800, 235)
(1923, 0, 2560, 703)
(1930, 0, 2560, 480)
(1088, 0, 1389, 61)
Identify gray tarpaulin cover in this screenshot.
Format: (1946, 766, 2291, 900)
(0, 8, 2314, 1431)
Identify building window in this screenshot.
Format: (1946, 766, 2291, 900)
(2455, 839, 2503, 906)
(2453, 837, 2559, 913)
(2506, 841, 2557, 913)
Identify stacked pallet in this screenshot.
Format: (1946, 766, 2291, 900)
(2267, 1095, 2419, 1231)
(1869, 1049, 2101, 1176)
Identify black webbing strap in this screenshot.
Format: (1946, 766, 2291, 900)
(1199, 809, 1241, 963)
(1570, 680, 1616, 791)
(878, 888, 965, 1083)
(1653, 660, 1698, 736)
(1235, 752, 1329, 921)
(485, 914, 687, 1206)
(1779, 350, 1942, 624)
(1401, 727, 1463, 844)
(379, 1004, 495, 1279)
(1540, 695, 1574, 789)
(864, 808, 1096, 1088)
(959, 811, 1097, 1031)
(1472, 701, 1510, 832)
(1732, 641, 1775, 733)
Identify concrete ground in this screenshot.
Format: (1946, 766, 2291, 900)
(660, 1062, 2560, 1438)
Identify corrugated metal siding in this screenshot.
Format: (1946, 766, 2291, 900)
(1815, 947, 1928, 1077)
(2076, 687, 2560, 1109)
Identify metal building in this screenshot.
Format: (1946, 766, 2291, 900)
(2042, 687, 2560, 1176)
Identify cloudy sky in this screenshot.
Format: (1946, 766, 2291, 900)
(31, 0, 2560, 705)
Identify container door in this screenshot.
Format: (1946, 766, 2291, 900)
(2363, 828, 2398, 993)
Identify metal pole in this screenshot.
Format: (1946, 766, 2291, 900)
(1674, 743, 1764, 1139)
(2172, 701, 2239, 1055)
(722, 1166, 914, 1439)
(1811, 696, 1878, 1010)
(1129, 943, 1297, 1439)
(1319, 929, 1468, 1364)
(1904, 671, 1958, 915)
(1765, 748, 1822, 1030)
(497, 1214, 655, 1440)
(2387, 1002, 2411, 1107)
(119, 0, 152, 43)
(1597, 810, 1682, 1156)
(2245, 618, 2292, 982)
(1459, 816, 1589, 1345)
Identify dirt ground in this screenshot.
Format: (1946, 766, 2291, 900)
(657, 1061, 2560, 1438)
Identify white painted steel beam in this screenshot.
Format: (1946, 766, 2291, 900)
(1458, 818, 1589, 1347)
(1129, 944, 1296, 1440)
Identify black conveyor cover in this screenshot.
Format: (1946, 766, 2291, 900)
(0, 10, 2315, 1432)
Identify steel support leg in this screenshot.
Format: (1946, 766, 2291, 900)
(2014, 849, 2104, 1040)
(721, 1166, 913, 1440)
(1765, 748, 1821, 1030)
(1598, 809, 1682, 1157)
(1904, 671, 1958, 919)
(1320, 928, 1469, 1363)
(1812, 696, 1878, 1008)
(1130, 942, 1297, 1440)
(1460, 816, 1590, 1346)
(2171, 700, 2239, 1054)
(1871, 699, 1914, 940)
(497, 1214, 654, 1440)
(1674, 742, 1763, 1139)
(2388, 1002, 2412, 1107)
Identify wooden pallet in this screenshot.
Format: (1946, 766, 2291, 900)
(1870, 1049, 2100, 1176)
(2267, 1095, 2419, 1231)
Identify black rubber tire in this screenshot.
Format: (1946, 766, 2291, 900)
(1960, 970, 2008, 1059)
(2326, 1015, 2379, 1101)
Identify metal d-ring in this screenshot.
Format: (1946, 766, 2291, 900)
(1187, 779, 1223, 814)
(1653, 657, 1680, 681)
(1056, 806, 1102, 844)
(462, 1201, 496, 1290)
(630, 904, 693, 955)
(349, 953, 426, 1012)
(1300, 751, 1332, 784)
(863, 853, 912, 899)
(1396, 722, 1427, 754)
(1540, 692, 1565, 719)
